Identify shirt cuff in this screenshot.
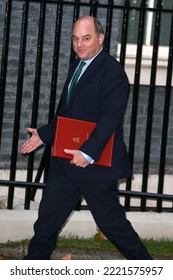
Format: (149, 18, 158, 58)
(80, 151, 94, 164)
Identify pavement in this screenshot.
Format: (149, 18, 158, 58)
(1, 243, 173, 260)
(1, 196, 173, 260)
(0, 243, 125, 260)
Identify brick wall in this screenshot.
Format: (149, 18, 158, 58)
(124, 85, 173, 173)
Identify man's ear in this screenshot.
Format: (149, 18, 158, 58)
(99, 34, 105, 45)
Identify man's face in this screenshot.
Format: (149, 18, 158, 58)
(72, 18, 104, 61)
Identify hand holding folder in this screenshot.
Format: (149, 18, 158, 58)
(52, 117, 115, 167)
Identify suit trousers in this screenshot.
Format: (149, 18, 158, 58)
(24, 169, 152, 260)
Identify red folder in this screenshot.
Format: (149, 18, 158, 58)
(52, 117, 115, 167)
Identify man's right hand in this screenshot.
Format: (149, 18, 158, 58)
(21, 128, 43, 154)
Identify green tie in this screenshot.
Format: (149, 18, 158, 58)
(67, 61, 86, 104)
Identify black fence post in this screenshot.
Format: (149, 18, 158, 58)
(157, 4, 173, 212)
(125, 0, 147, 211)
(0, 0, 12, 148)
(119, 0, 130, 67)
(141, 0, 163, 211)
(7, 0, 29, 209)
(89, 0, 98, 17)
(24, 0, 46, 209)
(104, 0, 114, 53)
(69, 0, 81, 64)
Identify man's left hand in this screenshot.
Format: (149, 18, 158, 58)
(64, 149, 90, 168)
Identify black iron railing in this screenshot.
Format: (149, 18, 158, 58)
(0, 0, 173, 211)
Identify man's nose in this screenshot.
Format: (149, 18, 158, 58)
(77, 39, 83, 47)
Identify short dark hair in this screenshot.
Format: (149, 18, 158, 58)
(73, 16, 105, 36)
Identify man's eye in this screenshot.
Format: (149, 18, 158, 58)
(84, 37, 90, 41)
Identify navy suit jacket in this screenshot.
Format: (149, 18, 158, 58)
(38, 49, 132, 181)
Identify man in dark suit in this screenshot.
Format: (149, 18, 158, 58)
(21, 16, 152, 259)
